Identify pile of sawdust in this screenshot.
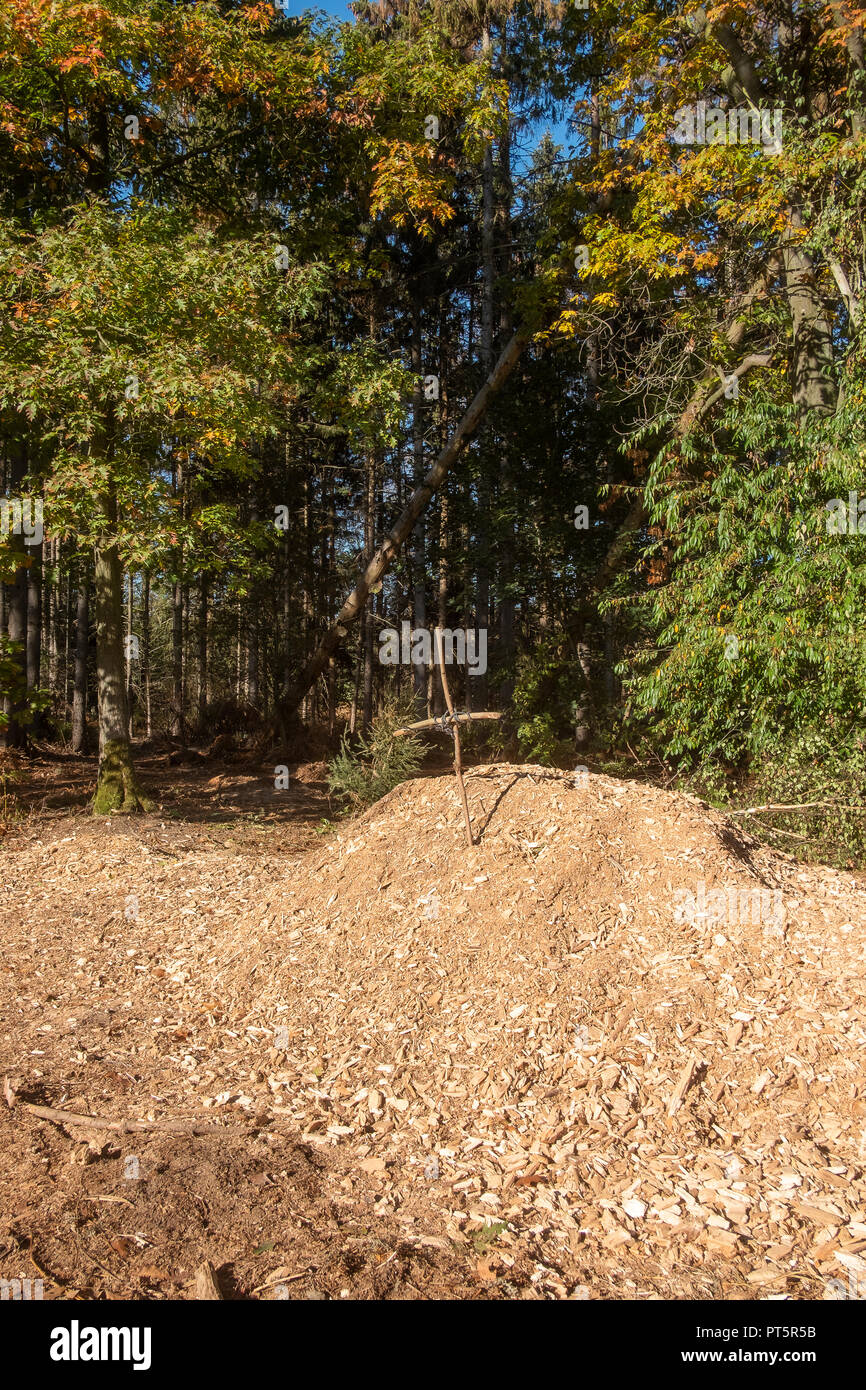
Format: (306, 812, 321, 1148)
(218, 765, 866, 1297)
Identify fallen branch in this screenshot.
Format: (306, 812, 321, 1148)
(742, 819, 811, 841)
(729, 801, 866, 817)
(9, 1095, 226, 1135)
(393, 710, 503, 737)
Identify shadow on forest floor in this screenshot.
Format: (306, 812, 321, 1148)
(2, 742, 334, 842)
(0, 735, 509, 848)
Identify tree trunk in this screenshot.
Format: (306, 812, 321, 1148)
(783, 226, 836, 414)
(1, 443, 28, 750)
(362, 445, 376, 732)
(349, 624, 363, 735)
(125, 570, 134, 738)
(497, 88, 516, 704)
(26, 535, 42, 693)
(472, 20, 495, 712)
(171, 462, 185, 740)
(279, 329, 528, 717)
(46, 536, 59, 708)
(63, 549, 73, 722)
(142, 570, 152, 740)
(198, 574, 208, 728)
(246, 619, 258, 710)
(171, 577, 184, 739)
(92, 485, 151, 813)
(410, 296, 427, 716)
(72, 568, 89, 755)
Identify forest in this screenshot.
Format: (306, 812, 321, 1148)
(1, 0, 862, 860)
(1, 0, 866, 1317)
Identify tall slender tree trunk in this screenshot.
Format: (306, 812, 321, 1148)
(63, 549, 73, 723)
(171, 577, 184, 739)
(92, 477, 150, 813)
(26, 534, 42, 695)
(198, 575, 208, 729)
(3, 560, 27, 749)
(497, 88, 516, 704)
(433, 320, 450, 718)
(350, 625, 363, 735)
(46, 536, 59, 710)
(471, 17, 495, 712)
(362, 445, 376, 732)
(433, 488, 449, 718)
(247, 493, 259, 712)
(170, 463, 185, 740)
(142, 571, 152, 740)
(72, 567, 89, 755)
(1, 443, 28, 750)
(235, 602, 243, 702)
(301, 471, 314, 723)
(410, 297, 428, 716)
(125, 571, 134, 738)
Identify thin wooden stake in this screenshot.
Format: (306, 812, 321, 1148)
(194, 1261, 223, 1300)
(434, 627, 474, 848)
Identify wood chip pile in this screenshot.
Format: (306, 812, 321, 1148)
(3, 764, 865, 1298)
(228, 766, 866, 1296)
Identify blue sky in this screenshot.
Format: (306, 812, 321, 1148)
(277, 1, 358, 16)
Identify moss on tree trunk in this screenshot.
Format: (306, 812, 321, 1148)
(91, 467, 153, 815)
(92, 738, 153, 814)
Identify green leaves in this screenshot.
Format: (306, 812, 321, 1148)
(0, 202, 329, 558)
(622, 395, 866, 775)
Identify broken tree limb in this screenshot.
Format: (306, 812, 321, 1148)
(729, 800, 865, 817)
(434, 627, 474, 848)
(392, 710, 503, 736)
(10, 1096, 226, 1135)
(279, 330, 529, 718)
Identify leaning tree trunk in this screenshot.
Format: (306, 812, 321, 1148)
(278, 329, 528, 720)
(92, 487, 151, 813)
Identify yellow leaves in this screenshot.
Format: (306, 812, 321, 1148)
(548, 305, 590, 341)
(198, 428, 234, 449)
(369, 139, 455, 231)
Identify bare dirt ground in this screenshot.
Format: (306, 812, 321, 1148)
(2, 750, 865, 1300)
